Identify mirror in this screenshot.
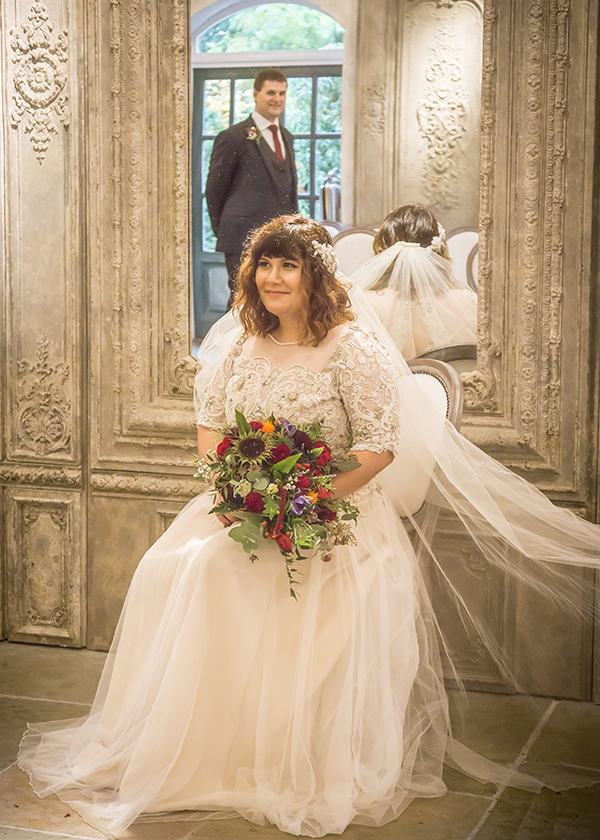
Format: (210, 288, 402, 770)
(189, 0, 482, 369)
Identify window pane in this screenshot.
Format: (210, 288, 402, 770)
(293, 138, 311, 195)
(315, 138, 341, 193)
(234, 78, 254, 123)
(316, 76, 342, 133)
(285, 77, 312, 135)
(201, 139, 214, 193)
(203, 79, 230, 134)
(298, 198, 311, 218)
(203, 198, 217, 251)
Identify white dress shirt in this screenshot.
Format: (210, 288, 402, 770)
(252, 111, 286, 160)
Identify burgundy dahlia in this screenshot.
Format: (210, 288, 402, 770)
(244, 491, 265, 513)
(271, 444, 292, 463)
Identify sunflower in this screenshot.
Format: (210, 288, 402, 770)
(231, 433, 272, 464)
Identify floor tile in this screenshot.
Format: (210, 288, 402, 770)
(0, 643, 106, 707)
(0, 765, 105, 838)
(0, 830, 99, 840)
(183, 792, 491, 840)
(0, 698, 86, 772)
(526, 700, 600, 769)
(446, 690, 552, 763)
(474, 784, 600, 840)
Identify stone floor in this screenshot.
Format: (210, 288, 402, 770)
(1, 641, 599, 840)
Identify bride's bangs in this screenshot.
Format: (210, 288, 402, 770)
(254, 231, 305, 265)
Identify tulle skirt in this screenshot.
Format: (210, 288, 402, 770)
(17, 488, 476, 837)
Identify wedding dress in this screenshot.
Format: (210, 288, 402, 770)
(19, 324, 459, 837)
(19, 304, 600, 837)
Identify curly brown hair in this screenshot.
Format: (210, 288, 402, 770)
(233, 215, 354, 345)
(373, 204, 449, 259)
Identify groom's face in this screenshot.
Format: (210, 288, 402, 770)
(254, 80, 287, 122)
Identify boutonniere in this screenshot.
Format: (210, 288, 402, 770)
(247, 126, 261, 142)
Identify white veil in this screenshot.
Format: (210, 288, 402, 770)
(350, 242, 477, 359)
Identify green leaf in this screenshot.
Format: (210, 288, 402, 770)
(252, 477, 269, 492)
(335, 457, 362, 472)
(263, 496, 280, 518)
(235, 409, 251, 436)
(272, 452, 302, 474)
(228, 518, 261, 553)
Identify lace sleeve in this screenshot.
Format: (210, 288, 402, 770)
(194, 344, 237, 429)
(336, 326, 401, 453)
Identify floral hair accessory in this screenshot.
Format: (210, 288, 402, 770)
(311, 241, 339, 274)
(428, 222, 446, 255)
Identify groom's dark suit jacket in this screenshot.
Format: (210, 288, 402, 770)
(206, 115, 298, 255)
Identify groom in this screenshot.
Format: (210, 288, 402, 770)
(206, 68, 298, 306)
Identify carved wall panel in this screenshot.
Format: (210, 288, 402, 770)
(2, 0, 83, 466)
(462, 0, 596, 516)
(5, 488, 83, 645)
(89, 0, 197, 474)
(397, 0, 482, 232)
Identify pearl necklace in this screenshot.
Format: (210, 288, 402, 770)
(268, 333, 302, 346)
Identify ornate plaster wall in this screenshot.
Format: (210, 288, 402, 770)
(1, 0, 599, 700)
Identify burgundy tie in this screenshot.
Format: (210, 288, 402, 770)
(268, 124, 285, 163)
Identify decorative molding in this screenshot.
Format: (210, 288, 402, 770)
(6, 491, 82, 645)
(104, 0, 194, 453)
(10, 2, 69, 163)
(417, 25, 468, 209)
(91, 472, 201, 498)
(362, 83, 386, 138)
(16, 334, 71, 457)
(461, 341, 500, 412)
(0, 464, 81, 488)
(461, 0, 498, 413)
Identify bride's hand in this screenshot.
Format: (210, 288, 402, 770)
(216, 511, 242, 527)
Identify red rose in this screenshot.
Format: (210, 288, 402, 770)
(297, 475, 310, 489)
(276, 533, 293, 553)
(271, 444, 292, 463)
(316, 507, 337, 522)
(249, 421, 263, 432)
(317, 487, 332, 500)
(312, 467, 322, 476)
(244, 491, 265, 513)
(314, 442, 332, 466)
(216, 438, 232, 457)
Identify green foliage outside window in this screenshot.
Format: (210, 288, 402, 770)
(199, 4, 344, 53)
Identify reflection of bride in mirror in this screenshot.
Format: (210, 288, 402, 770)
(352, 204, 477, 360)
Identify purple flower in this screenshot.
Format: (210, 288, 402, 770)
(291, 493, 312, 516)
(281, 419, 297, 437)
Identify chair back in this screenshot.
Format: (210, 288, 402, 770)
(446, 228, 479, 290)
(417, 342, 477, 376)
(380, 360, 461, 543)
(332, 227, 377, 276)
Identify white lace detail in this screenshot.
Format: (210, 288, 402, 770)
(196, 325, 401, 460)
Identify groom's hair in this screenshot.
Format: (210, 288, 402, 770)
(234, 215, 354, 345)
(254, 68, 287, 92)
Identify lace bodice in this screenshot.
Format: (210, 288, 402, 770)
(196, 324, 401, 458)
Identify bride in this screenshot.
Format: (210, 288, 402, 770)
(352, 203, 478, 359)
(18, 216, 600, 838)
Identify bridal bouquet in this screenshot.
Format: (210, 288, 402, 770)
(195, 410, 360, 598)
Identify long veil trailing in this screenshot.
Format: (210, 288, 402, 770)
(194, 277, 600, 792)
